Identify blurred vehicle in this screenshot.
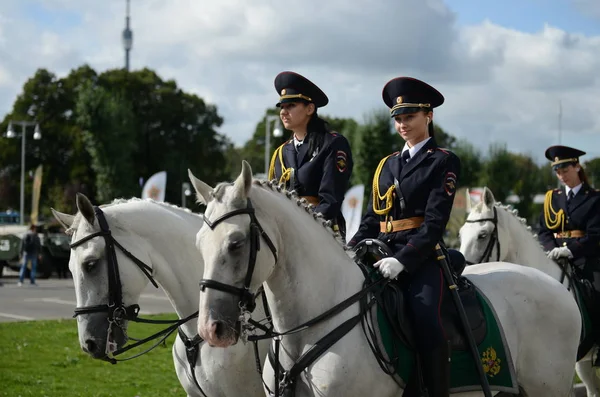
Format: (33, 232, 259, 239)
(0, 222, 70, 279)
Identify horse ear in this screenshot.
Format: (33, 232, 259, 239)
(482, 187, 496, 208)
(233, 160, 253, 199)
(51, 209, 75, 230)
(188, 169, 213, 205)
(76, 193, 95, 226)
(465, 188, 472, 213)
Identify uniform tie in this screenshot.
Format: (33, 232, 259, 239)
(401, 150, 410, 164)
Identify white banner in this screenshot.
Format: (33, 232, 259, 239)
(341, 184, 365, 243)
(142, 171, 167, 202)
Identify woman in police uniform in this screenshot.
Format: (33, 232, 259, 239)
(538, 145, 600, 261)
(268, 71, 353, 239)
(347, 77, 460, 397)
(538, 146, 600, 354)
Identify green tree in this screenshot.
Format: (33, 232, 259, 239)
(0, 65, 230, 216)
(478, 143, 520, 202)
(432, 123, 456, 149)
(583, 158, 600, 187)
(510, 153, 543, 221)
(95, 68, 228, 202)
(76, 81, 137, 202)
(452, 139, 482, 188)
(0, 66, 97, 216)
(352, 109, 401, 208)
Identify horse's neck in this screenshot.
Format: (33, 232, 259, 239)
(499, 209, 564, 282)
(256, 190, 364, 345)
(115, 204, 202, 337)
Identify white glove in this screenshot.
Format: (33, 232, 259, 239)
(373, 257, 405, 279)
(547, 246, 573, 260)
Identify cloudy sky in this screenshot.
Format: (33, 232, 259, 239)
(1, 0, 599, 164)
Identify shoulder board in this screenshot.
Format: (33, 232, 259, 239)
(436, 148, 451, 155)
(328, 131, 339, 137)
(391, 151, 400, 158)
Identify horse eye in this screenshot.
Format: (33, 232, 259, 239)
(477, 232, 487, 240)
(228, 240, 244, 251)
(83, 259, 98, 273)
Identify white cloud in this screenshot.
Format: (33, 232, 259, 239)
(0, 0, 599, 164)
(572, 0, 600, 19)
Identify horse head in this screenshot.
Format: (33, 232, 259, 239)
(189, 161, 278, 347)
(459, 187, 508, 264)
(52, 193, 154, 360)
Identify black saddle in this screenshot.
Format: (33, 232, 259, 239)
(353, 239, 486, 351)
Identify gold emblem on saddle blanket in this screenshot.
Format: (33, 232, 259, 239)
(481, 346, 501, 377)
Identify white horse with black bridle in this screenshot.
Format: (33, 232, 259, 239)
(459, 186, 599, 397)
(187, 161, 581, 397)
(52, 193, 269, 397)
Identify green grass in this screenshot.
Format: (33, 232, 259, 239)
(0, 315, 185, 397)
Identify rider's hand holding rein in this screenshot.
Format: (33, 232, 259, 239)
(374, 257, 405, 279)
(547, 246, 573, 260)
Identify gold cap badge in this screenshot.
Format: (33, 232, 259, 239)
(396, 96, 403, 104)
(281, 89, 287, 95)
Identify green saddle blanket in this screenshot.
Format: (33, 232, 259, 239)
(375, 282, 519, 394)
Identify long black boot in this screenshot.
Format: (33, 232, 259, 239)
(422, 341, 450, 397)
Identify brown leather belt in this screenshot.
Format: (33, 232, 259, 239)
(380, 216, 424, 233)
(300, 196, 319, 206)
(554, 230, 586, 239)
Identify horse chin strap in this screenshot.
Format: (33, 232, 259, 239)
(464, 206, 501, 265)
(199, 199, 278, 313)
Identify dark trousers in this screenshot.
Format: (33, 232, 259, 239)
(405, 260, 447, 353)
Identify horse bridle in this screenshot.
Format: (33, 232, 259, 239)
(464, 206, 501, 265)
(70, 206, 158, 322)
(198, 199, 278, 313)
(69, 206, 199, 365)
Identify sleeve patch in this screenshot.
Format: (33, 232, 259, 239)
(336, 150, 348, 172)
(444, 172, 457, 196)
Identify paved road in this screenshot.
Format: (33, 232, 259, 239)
(0, 270, 175, 323)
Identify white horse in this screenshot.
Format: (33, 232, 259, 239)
(459, 186, 599, 397)
(188, 161, 581, 397)
(52, 193, 268, 397)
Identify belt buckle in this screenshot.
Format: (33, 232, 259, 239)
(386, 220, 393, 233)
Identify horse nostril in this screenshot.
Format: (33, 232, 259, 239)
(214, 321, 225, 339)
(84, 339, 97, 354)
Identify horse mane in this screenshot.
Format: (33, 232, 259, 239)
(251, 179, 353, 258)
(472, 200, 542, 245)
(65, 197, 202, 235)
(104, 197, 200, 217)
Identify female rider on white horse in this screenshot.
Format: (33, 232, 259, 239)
(347, 77, 460, 397)
(538, 145, 600, 363)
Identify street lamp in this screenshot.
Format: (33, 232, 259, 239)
(264, 115, 283, 176)
(4, 120, 42, 225)
(182, 182, 192, 208)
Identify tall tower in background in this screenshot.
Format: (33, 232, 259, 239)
(122, 0, 133, 71)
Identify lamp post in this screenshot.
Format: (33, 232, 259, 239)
(5, 121, 42, 225)
(182, 182, 192, 208)
(264, 115, 283, 176)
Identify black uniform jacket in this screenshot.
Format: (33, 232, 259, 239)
(349, 138, 460, 274)
(538, 184, 600, 262)
(269, 131, 353, 222)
